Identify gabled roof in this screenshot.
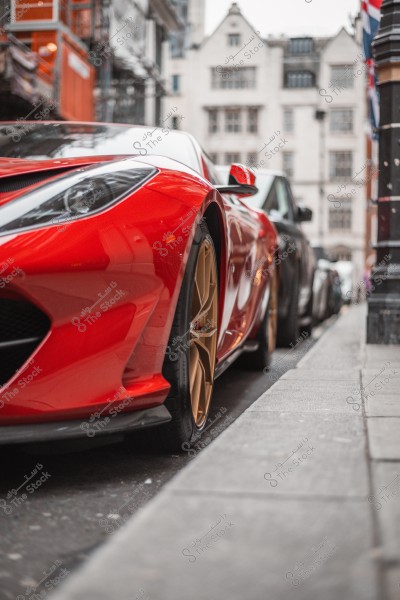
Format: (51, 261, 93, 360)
(199, 2, 265, 51)
(319, 26, 358, 54)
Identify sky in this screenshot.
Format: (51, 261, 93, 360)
(205, 0, 361, 38)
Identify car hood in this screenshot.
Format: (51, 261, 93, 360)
(0, 154, 204, 208)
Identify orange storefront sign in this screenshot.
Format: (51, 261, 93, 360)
(60, 37, 94, 120)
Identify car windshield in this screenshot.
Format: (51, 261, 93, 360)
(243, 172, 275, 209)
(216, 166, 274, 209)
(0, 122, 201, 172)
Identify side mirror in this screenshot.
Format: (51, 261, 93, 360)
(296, 205, 313, 222)
(215, 163, 258, 197)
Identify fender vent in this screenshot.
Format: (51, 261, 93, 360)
(0, 299, 50, 386)
(0, 168, 74, 193)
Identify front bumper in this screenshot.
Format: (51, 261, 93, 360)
(0, 161, 209, 427)
(0, 405, 171, 445)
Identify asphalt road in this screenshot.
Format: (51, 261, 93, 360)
(0, 316, 338, 600)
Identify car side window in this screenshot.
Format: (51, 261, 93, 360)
(284, 179, 298, 221)
(262, 182, 278, 213)
(202, 152, 221, 185)
(263, 177, 292, 221)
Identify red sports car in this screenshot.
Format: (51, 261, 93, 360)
(0, 122, 278, 450)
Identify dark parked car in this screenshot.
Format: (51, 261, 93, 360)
(312, 248, 343, 322)
(216, 167, 315, 346)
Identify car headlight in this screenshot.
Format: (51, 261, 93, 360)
(0, 159, 157, 235)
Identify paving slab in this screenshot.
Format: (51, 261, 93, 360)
(299, 354, 363, 370)
(269, 379, 360, 392)
(298, 308, 365, 371)
(51, 492, 378, 600)
(365, 345, 400, 369)
(361, 370, 400, 400)
(371, 462, 400, 563)
(368, 418, 400, 460)
(365, 395, 400, 417)
(248, 388, 363, 415)
(167, 412, 367, 497)
(280, 369, 359, 382)
(385, 566, 400, 600)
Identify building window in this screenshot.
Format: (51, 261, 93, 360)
(282, 152, 294, 178)
(285, 71, 315, 88)
(330, 108, 353, 133)
(330, 151, 353, 180)
(228, 33, 241, 46)
(330, 66, 354, 89)
(172, 74, 180, 93)
(212, 66, 256, 89)
(288, 37, 314, 55)
(283, 108, 294, 132)
(208, 109, 219, 134)
(225, 109, 241, 133)
(329, 200, 352, 231)
(330, 247, 352, 261)
(225, 153, 241, 165)
(247, 108, 258, 133)
(247, 152, 258, 167)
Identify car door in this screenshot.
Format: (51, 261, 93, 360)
(262, 177, 307, 312)
(202, 155, 269, 359)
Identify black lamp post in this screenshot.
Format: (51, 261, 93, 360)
(315, 109, 326, 246)
(367, 0, 400, 344)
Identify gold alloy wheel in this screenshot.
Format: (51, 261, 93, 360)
(268, 270, 278, 354)
(189, 239, 218, 428)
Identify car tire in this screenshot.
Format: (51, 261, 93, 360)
(301, 279, 314, 336)
(238, 268, 278, 370)
(277, 265, 299, 347)
(138, 221, 219, 453)
(325, 282, 334, 319)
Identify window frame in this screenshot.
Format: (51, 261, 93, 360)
(247, 151, 258, 167)
(228, 33, 241, 47)
(225, 108, 242, 133)
(288, 37, 314, 55)
(211, 66, 256, 90)
(283, 108, 294, 133)
(171, 74, 180, 93)
(329, 151, 353, 180)
(285, 71, 315, 89)
(208, 109, 219, 134)
(247, 108, 258, 134)
(225, 152, 241, 165)
(330, 65, 354, 90)
(329, 199, 352, 231)
(330, 108, 354, 133)
(282, 151, 294, 179)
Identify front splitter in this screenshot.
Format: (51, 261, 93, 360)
(0, 405, 171, 445)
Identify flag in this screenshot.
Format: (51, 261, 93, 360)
(361, 0, 383, 136)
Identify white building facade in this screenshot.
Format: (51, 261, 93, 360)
(167, 2, 367, 282)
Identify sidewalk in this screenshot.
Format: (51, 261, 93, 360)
(51, 306, 400, 600)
